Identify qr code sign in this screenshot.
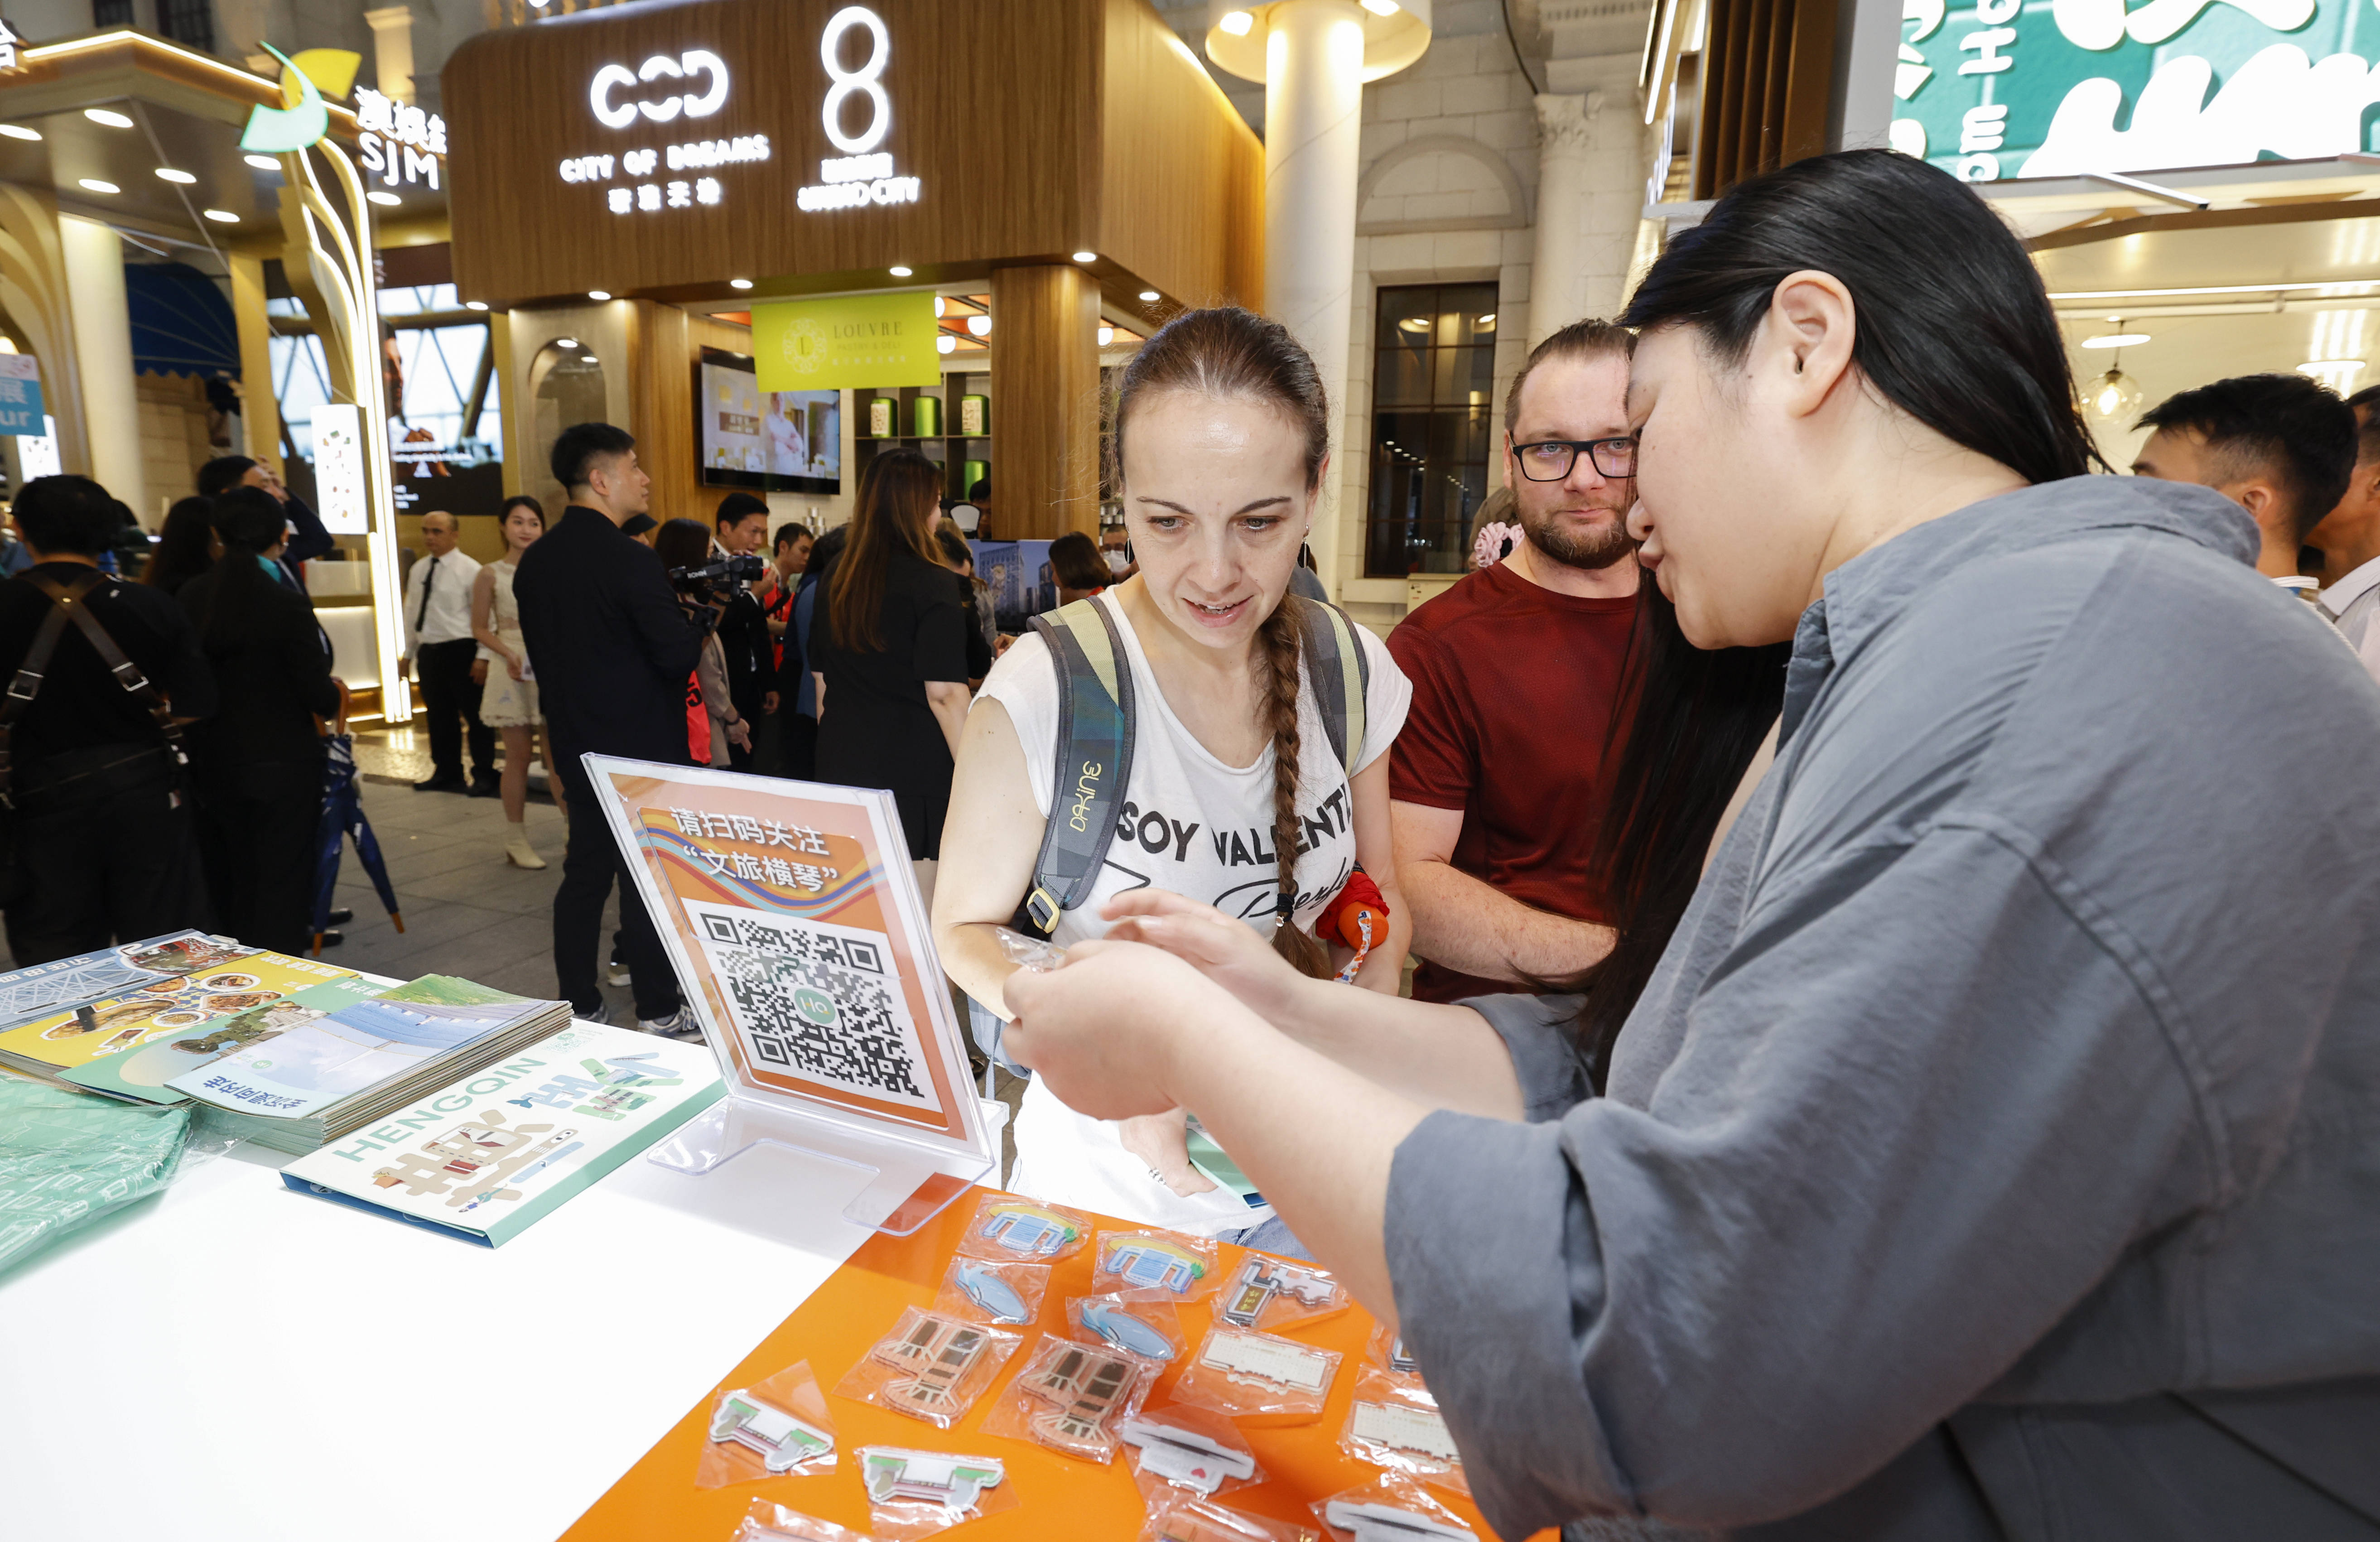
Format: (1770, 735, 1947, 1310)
(687, 901, 935, 1109)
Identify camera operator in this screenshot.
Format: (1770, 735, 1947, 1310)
(512, 424, 708, 1037)
(654, 518, 758, 766)
(710, 493, 774, 770)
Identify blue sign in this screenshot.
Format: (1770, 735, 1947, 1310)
(0, 360, 44, 437)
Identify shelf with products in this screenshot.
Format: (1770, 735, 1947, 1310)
(853, 369, 994, 509)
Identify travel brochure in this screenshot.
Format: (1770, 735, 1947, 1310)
(0, 930, 262, 1038)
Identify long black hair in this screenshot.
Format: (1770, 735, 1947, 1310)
(193, 486, 289, 649)
(144, 496, 217, 595)
(1619, 148, 2103, 483)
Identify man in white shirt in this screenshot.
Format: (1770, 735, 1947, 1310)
(2311, 385, 2380, 684)
(2130, 374, 2357, 603)
(399, 511, 493, 795)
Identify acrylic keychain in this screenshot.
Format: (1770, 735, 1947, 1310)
(834, 1306, 1022, 1429)
(731, 1499, 873, 1542)
(933, 1255, 1049, 1327)
(1213, 1252, 1350, 1331)
(1340, 1369, 1465, 1493)
(697, 1359, 837, 1488)
(992, 925, 1066, 972)
(1121, 1404, 1263, 1501)
(1315, 869, 1390, 985)
(856, 1446, 1020, 1542)
(982, 1335, 1156, 1462)
(1172, 1323, 1343, 1420)
(1068, 1289, 1186, 1363)
(1364, 1320, 1422, 1379)
(1140, 1494, 1321, 1542)
(1093, 1226, 1221, 1300)
(953, 1190, 1095, 1264)
(1312, 1475, 1479, 1542)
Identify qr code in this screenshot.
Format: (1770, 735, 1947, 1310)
(688, 901, 934, 1108)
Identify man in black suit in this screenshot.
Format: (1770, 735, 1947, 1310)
(511, 423, 708, 1036)
(711, 492, 774, 771)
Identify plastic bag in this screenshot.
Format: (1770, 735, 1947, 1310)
(1093, 1225, 1221, 1299)
(934, 1255, 1047, 1327)
(1069, 1288, 1186, 1363)
(1340, 1369, 1464, 1490)
(1212, 1252, 1349, 1331)
(698, 1360, 837, 1487)
(981, 1335, 1155, 1462)
(953, 1190, 1093, 1263)
(1122, 1404, 1263, 1500)
(732, 1499, 874, 1542)
(1364, 1320, 1421, 1378)
(1171, 1324, 1342, 1420)
(835, 1308, 1021, 1429)
(1140, 1494, 1320, 1542)
(1312, 1475, 1479, 1541)
(0, 1074, 191, 1275)
(857, 1445, 1019, 1542)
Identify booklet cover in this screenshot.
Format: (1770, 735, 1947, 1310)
(280, 1023, 726, 1247)
(0, 931, 256, 1036)
(58, 975, 387, 1105)
(166, 975, 540, 1119)
(0, 952, 359, 1079)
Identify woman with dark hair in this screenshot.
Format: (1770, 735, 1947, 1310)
(143, 496, 218, 596)
(179, 485, 342, 954)
(933, 307, 1412, 1243)
(1001, 150, 2380, 1538)
(654, 516, 748, 766)
(933, 523, 996, 683)
(810, 449, 969, 860)
(469, 494, 556, 867)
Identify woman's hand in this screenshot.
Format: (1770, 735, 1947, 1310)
(469, 659, 488, 686)
(1117, 1107, 1218, 1197)
(1099, 889, 1312, 1024)
(727, 716, 753, 752)
(506, 651, 526, 682)
(1003, 939, 1215, 1122)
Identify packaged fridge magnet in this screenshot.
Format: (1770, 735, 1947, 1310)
(835, 1307, 1021, 1429)
(1139, 1494, 1320, 1542)
(857, 1446, 1018, 1542)
(954, 1192, 1093, 1263)
(1069, 1289, 1185, 1364)
(1121, 1405, 1262, 1500)
(1340, 1370, 1465, 1489)
(1312, 1477, 1478, 1542)
(1094, 1226, 1220, 1298)
(983, 1335, 1155, 1462)
(1172, 1324, 1342, 1419)
(1364, 1320, 1422, 1379)
(698, 1360, 836, 1487)
(732, 1499, 873, 1542)
(934, 1255, 1048, 1327)
(1214, 1253, 1349, 1331)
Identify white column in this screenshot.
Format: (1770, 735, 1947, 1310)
(1262, 0, 1368, 597)
(364, 5, 417, 104)
(58, 215, 145, 519)
(1530, 93, 1593, 347)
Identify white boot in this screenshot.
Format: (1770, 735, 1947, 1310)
(503, 823, 546, 870)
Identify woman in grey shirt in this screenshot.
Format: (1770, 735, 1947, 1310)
(1005, 150, 2380, 1541)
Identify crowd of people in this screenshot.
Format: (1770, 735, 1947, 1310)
(1, 146, 2373, 1538)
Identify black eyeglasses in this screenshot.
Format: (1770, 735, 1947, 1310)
(1511, 436, 1637, 481)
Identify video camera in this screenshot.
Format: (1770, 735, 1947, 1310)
(666, 552, 766, 601)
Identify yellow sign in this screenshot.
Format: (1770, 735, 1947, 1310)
(752, 292, 939, 391)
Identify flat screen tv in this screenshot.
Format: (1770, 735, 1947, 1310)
(696, 347, 841, 495)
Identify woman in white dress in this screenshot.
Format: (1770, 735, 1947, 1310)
(469, 496, 560, 868)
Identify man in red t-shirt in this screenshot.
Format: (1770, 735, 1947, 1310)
(1388, 318, 1640, 1002)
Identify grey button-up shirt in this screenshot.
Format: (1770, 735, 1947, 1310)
(1386, 477, 2380, 1541)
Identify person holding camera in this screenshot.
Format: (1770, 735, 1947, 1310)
(512, 423, 707, 1037)
(655, 518, 752, 766)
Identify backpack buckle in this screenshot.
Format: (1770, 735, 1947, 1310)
(1024, 885, 1060, 933)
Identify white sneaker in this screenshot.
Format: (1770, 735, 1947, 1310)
(637, 1005, 703, 1040)
(607, 960, 631, 987)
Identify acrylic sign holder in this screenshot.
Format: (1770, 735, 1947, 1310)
(587, 756, 999, 1236)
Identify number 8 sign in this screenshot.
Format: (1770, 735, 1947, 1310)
(821, 6, 891, 155)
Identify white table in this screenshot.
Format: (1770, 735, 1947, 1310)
(0, 1113, 959, 1541)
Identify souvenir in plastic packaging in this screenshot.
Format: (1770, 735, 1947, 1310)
(731, 1499, 874, 1542)
(1213, 1252, 1349, 1331)
(982, 1334, 1156, 1462)
(857, 1445, 1019, 1542)
(1340, 1370, 1465, 1490)
(933, 1255, 1048, 1326)
(1364, 1320, 1421, 1379)
(1171, 1323, 1342, 1419)
(834, 1307, 1021, 1429)
(1311, 1476, 1479, 1542)
(1122, 1404, 1263, 1500)
(1093, 1226, 1221, 1298)
(1140, 1494, 1321, 1542)
(1068, 1288, 1186, 1363)
(992, 925, 1066, 972)
(697, 1360, 837, 1488)
(953, 1190, 1094, 1263)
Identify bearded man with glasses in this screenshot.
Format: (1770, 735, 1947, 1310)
(1386, 318, 1642, 1002)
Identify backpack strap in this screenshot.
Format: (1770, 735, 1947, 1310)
(16, 572, 191, 782)
(1286, 594, 1370, 780)
(0, 596, 79, 810)
(1017, 597, 1136, 937)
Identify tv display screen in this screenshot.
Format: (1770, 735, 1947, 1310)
(696, 348, 841, 495)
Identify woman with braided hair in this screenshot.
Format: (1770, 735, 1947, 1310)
(935, 306, 1412, 1247)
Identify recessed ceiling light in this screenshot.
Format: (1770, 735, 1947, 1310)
(366, 190, 401, 207)
(580, 354, 597, 363)
(464, 300, 489, 311)
(85, 108, 134, 129)
(1098, 325, 1114, 347)
(2081, 332, 2150, 348)
(1138, 289, 1159, 302)
(588, 290, 611, 301)
(1476, 313, 1497, 328)
(967, 315, 991, 337)
(1219, 10, 1254, 35)
(1397, 316, 1429, 332)
(729, 278, 752, 290)
(202, 208, 239, 223)
(155, 168, 197, 184)
(0, 125, 41, 142)
(555, 337, 580, 349)
(937, 334, 956, 354)
(1361, 0, 1400, 14)
(243, 153, 279, 171)
(1071, 251, 1097, 264)
(77, 178, 119, 194)
(889, 265, 913, 277)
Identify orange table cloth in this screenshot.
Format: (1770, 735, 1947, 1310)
(560, 1185, 1513, 1540)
